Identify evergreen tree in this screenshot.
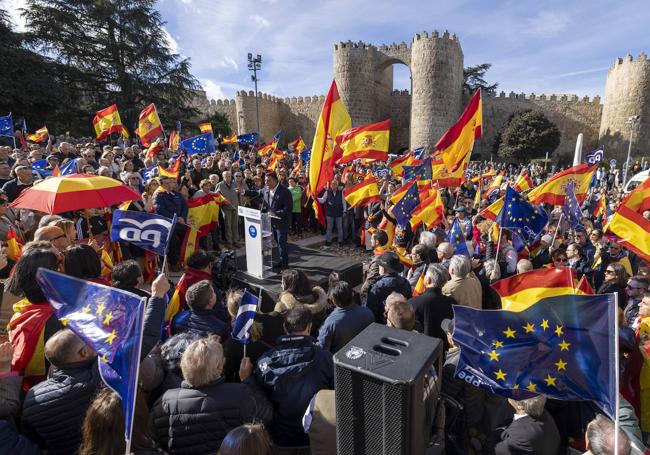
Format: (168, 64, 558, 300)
(22, 0, 199, 135)
(463, 63, 498, 95)
(495, 109, 561, 162)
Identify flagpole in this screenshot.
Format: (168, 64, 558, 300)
(550, 212, 563, 250)
(613, 291, 620, 455)
(494, 225, 503, 265)
(124, 299, 147, 455)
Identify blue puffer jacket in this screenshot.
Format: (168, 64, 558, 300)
(172, 308, 229, 341)
(154, 190, 188, 219)
(366, 273, 413, 323)
(254, 335, 334, 447)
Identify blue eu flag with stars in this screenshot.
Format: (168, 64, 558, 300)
(403, 157, 432, 182)
(181, 132, 215, 155)
(453, 293, 617, 417)
(237, 132, 259, 145)
(562, 181, 584, 230)
(391, 181, 419, 227)
(496, 186, 548, 245)
(0, 114, 13, 137)
(300, 147, 312, 163)
(447, 218, 470, 256)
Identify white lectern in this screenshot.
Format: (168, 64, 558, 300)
(238, 206, 273, 278)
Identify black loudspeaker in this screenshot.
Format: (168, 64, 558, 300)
(334, 323, 443, 455)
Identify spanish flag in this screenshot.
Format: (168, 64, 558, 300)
(188, 193, 227, 237)
(257, 140, 277, 157)
(309, 80, 351, 200)
(413, 271, 426, 297)
(605, 177, 650, 261)
(479, 197, 504, 221)
(390, 180, 417, 204)
(409, 188, 444, 230)
(267, 150, 284, 171)
(145, 137, 164, 160)
(6, 226, 23, 261)
(222, 132, 238, 144)
(483, 172, 504, 199)
(395, 246, 415, 269)
(492, 266, 580, 311)
(198, 122, 212, 133)
(164, 266, 212, 322)
(169, 130, 180, 152)
(92, 104, 123, 141)
(435, 89, 482, 172)
(138, 104, 163, 147)
(343, 175, 381, 208)
(431, 155, 468, 187)
(389, 151, 416, 179)
(471, 168, 496, 183)
(335, 120, 390, 164)
(121, 126, 130, 139)
(513, 171, 534, 193)
(593, 195, 606, 222)
(26, 126, 48, 143)
(158, 158, 181, 179)
(290, 136, 306, 153)
(527, 163, 596, 206)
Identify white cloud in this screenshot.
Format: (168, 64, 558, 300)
(162, 28, 181, 54)
(522, 11, 572, 37)
(251, 14, 270, 28)
(201, 79, 226, 100)
(217, 56, 239, 71)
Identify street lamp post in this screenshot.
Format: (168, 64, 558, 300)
(247, 53, 262, 135)
(623, 115, 640, 185)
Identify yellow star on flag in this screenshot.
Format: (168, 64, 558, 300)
(82, 305, 91, 314)
(495, 369, 507, 381)
(513, 383, 519, 390)
(555, 359, 567, 371)
(555, 325, 563, 336)
(488, 350, 500, 361)
(103, 311, 113, 326)
(523, 322, 535, 333)
(60, 318, 69, 327)
(503, 327, 516, 338)
(100, 354, 108, 363)
(527, 381, 537, 392)
(559, 340, 571, 351)
(105, 329, 117, 345)
(96, 302, 106, 316)
(544, 374, 557, 387)
(493, 340, 504, 349)
(540, 319, 549, 331)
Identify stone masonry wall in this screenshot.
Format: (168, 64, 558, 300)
(389, 90, 411, 151)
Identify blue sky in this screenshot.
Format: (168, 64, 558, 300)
(5, 0, 650, 101)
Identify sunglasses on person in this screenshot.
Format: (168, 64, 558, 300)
(555, 257, 567, 263)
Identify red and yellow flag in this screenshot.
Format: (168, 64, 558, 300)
(479, 197, 504, 221)
(431, 155, 468, 188)
(513, 171, 534, 193)
(26, 126, 48, 143)
(290, 136, 306, 153)
(389, 151, 416, 179)
(593, 195, 606, 222)
(605, 177, 650, 261)
(309, 80, 351, 199)
(158, 158, 180, 179)
(145, 137, 164, 160)
(266, 150, 284, 172)
(390, 180, 417, 204)
(343, 175, 382, 208)
(138, 104, 163, 147)
(121, 126, 130, 139)
(492, 266, 582, 311)
(188, 193, 225, 237)
(413, 271, 426, 297)
(257, 140, 278, 157)
(409, 188, 444, 230)
(169, 130, 180, 152)
(92, 104, 123, 141)
(51, 166, 60, 177)
(222, 132, 238, 144)
(198, 122, 212, 133)
(528, 164, 596, 206)
(435, 89, 482, 172)
(6, 226, 23, 261)
(335, 120, 390, 165)
(483, 172, 504, 199)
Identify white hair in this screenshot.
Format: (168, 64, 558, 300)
(516, 259, 533, 274)
(180, 336, 224, 388)
(419, 231, 437, 250)
(449, 255, 472, 279)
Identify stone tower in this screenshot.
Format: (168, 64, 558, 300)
(599, 53, 650, 160)
(333, 31, 464, 152)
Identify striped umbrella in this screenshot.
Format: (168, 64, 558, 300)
(9, 174, 141, 214)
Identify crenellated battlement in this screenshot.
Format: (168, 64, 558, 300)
(235, 90, 284, 103)
(391, 90, 411, 96)
(283, 95, 326, 104)
(334, 40, 378, 51)
(485, 91, 602, 104)
(412, 29, 459, 44)
(609, 52, 649, 71)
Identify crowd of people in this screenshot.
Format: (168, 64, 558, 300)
(0, 132, 647, 455)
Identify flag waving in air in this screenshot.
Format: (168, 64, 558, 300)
(513, 171, 534, 193)
(343, 174, 382, 208)
(181, 132, 215, 155)
(605, 177, 650, 261)
(138, 104, 163, 147)
(527, 164, 596, 206)
(27, 126, 49, 143)
(335, 120, 390, 164)
(496, 186, 548, 246)
(110, 210, 177, 256)
(93, 104, 123, 141)
(290, 136, 306, 153)
(232, 291, 259, 344)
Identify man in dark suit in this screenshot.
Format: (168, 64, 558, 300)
(243, 172, 293, 268)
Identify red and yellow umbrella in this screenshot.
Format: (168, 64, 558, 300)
(10, 174, 141, 214)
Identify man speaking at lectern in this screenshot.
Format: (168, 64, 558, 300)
(242, 172, 293, 268)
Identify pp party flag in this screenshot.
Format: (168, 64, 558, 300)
(343, 174, 382, 208)
(110, 210, 177, 256)
(93, 104, 123, 141)
(435, 89, 483, 172)
(403, 157, 433, 182)
(232, 291, 259, 344)
(138, 104, 163, 147)
(6, 226, 23, 261)
(198, 122, 213, 133)
(492, 266, 581, 311)
(35, 268, 147, 448)
(0, 114, 13, 137)
(513, 171, 534, 193)
(290, 136, 306, 153)
(334, 119, 390, 164)
(453, 293, 617, 418)
(413, 271, 426, 297)
(145, 137, 164, 160)
(410, 188, 444, 230)
(446, 218, 470, 257)
(27, 126, 49, 143)
(527, 163, 596, 206)
(142, 164, 159, 182)
(562, 181, 584, 230)
(168, 130, 180, 152)
(181, 132, 215, 155)
(585, 147, 604, 166)
(389, 151, 416, 179)
(300, 147, 311, 163)
(496, 186, 548, 246)
(413, 146, 426, 160)
(309, 80, 352, 199)
(391, 180, 420, 227)
(237, 132, 259, 145)
(604, 177, 650, 261)
(222, 132, 238, 144)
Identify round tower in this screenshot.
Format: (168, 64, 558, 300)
(409, 31, 464, 152)
(599, 53, 650, 161)
(333, 41, 379, 126)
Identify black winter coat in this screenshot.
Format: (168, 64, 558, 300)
(408, 288, 455, 351)
(151, 377, 273, 455)
(366, 273, 412, 323)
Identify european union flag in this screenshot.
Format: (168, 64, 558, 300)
(272, 130, 281, 142)
(181, 132, 215, 155)
(453, 293, 617, 417)
(413, 146, 425, 160)
(403, 157, 432, 182)
(0, 114, 13, 137)
(562, 181, 583, 230)
(110, 210, 176, 256)
(30, 159, 52, 177)
(231, 291, 259, 344)
(59, 158, 78, 175)
(447, 218, 470, 256)
(142, 164, 158, 182)
(496, 186, 548, 245)
(391, 182, 419, 227)
(237, 133, 259, 145)
(300, 147, 311, 163)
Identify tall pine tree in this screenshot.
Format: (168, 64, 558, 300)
(22, 0, 199, 135)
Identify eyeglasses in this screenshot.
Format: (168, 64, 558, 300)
(556, 258, 567, 262)
(605, 270, 616, 274)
